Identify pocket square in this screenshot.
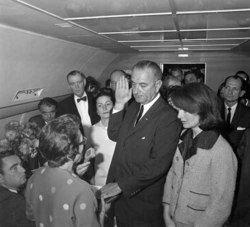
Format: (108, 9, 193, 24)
(141, 136, 146, 139)
(237, 127, 246, 130)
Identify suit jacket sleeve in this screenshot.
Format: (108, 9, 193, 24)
(107, 109, 126, 142)
(110, 107, 181, 197)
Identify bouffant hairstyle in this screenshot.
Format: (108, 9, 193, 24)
(168, 83, 223, 130)
(39, 114, 81, 167)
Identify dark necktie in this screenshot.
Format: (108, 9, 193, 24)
(77, 96, 87, 103)
(226, 107, 231, 125)
(135, 105, 144, 126)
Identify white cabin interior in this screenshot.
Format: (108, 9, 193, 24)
(1, 0, 250, 136)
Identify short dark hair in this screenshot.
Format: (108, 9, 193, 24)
(66, 70, 86, 81)
(132, 60, 162, 81)
(38, 97, 57, 109)
(224, 75, 245, 91)
(95, 88, 115, 105)
(0, 145, 15, 174)
(168, 83, 223, 130)
(38, 114, 81, 167)
(236, 70, 249, 82)
(184, 70, 199, 79)
(171, 67, 183, 75)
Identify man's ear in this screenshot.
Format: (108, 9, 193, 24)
(83, 78, 87, 89)
(155, 80, 162, 92)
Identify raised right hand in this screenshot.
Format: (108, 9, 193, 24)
(114, 76, 132, 110)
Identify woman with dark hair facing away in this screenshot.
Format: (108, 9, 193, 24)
(162, 83, 237, 227)
(25, 114, 100, 227)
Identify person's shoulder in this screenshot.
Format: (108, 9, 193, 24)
(0, 186, 23, 204)
(158, 97, 178, 116)
(29, 114, 42, 122)
(59, 94, 74, 104)
(238, 102, 250, 112)
(211, 135, 236, 159)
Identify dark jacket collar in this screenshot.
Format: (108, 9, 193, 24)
(179, 129, 219, 161)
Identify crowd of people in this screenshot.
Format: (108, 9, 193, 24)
(0, 60, 250, 227)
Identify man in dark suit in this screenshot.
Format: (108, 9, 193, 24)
(221, 75, 250, 152)
(100, 60, 182, 227)
(229, 128, 250, 227)
(57, 70, 99, 139)
(0, 148, 35, 227)
(29, 97, 57, 128)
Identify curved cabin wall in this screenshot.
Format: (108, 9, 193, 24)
(1, 24, 250, 138)
(0, 25, 118, 137)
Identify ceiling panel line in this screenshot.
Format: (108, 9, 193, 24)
(65, 12, 172, 20)
(99, 30, 176, 35)
(119, 37, 250, 43)
(13, 0, 133, 51)
(99, 27, 250, 35)
(177, 8, 250, 15)
(131, 44, 237, 48)
(138, 48, 231, 51)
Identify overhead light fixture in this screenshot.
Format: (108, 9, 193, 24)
(55, 23, 73, 28)
(178, 47, 189, 50)
(178, 53, 189, 57)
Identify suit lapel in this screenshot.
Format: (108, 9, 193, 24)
(127, 97, 164, 136)
(70, 95, 81, 118)
(231, 103, 242, 126)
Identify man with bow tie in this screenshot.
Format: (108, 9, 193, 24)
(57, 70, 100, 140)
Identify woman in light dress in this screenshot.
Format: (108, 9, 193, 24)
(90, 88, 116, 187)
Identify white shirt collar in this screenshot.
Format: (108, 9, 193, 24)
(141, 93, 160, 118)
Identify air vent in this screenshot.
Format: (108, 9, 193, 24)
(13, 88, 43, 101)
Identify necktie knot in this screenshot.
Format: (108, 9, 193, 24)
(77, 96, 87, 103)
(135, 105, 144, 126)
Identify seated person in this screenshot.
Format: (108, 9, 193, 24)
(0, 145, 35, 227)
(25, 114, 100, 227)
(29, 97, 57, 128)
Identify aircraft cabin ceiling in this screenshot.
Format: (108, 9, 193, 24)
(0, 0, 250, 54)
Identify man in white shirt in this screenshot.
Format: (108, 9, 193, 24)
(99, 60, 181, 227)
(222, 75, 250, 151)
(57, 70, 100, 138)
